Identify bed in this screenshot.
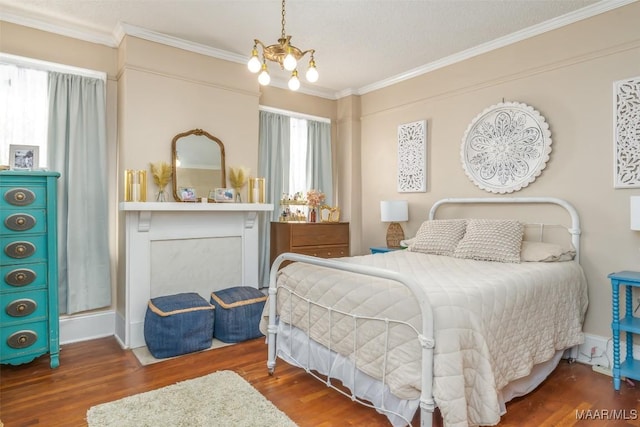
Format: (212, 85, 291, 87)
(262, 197, 588, 427)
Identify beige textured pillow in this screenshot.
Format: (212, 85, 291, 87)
(408, 219, 467, 256)
(521, 241, 576, 262)
(453, 219, 524, 263)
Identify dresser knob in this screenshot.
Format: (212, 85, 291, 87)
(5, 268, 36, 287)
(7, 330, 37, 349)
(4, 188, 36, 206)
(16, 217, 25, 225)
(4, 241, 36, 259)
(6, 299, 36, 317)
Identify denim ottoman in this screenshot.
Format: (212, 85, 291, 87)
(210, 286, 267, 343)
(144, 292, 214, 358)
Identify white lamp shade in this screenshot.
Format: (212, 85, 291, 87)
(631, 196, 640, 230)
(380, 200, 408, 222)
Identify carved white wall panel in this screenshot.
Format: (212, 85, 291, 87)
(614, 76, 640, 188)
(398, 120, 427, 192)
(461, 102, 552, 194)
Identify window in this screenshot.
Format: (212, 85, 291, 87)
(289, 117, 308, 195)
(0, 64, 48, 167)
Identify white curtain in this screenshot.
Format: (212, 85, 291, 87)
(48, 72, 111, 314)
(0, 64, 48, 167)
(257, 110, 290, 287)
(306, 120, 333, 205)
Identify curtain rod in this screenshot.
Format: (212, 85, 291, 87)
(0, 53, 106, 81)
(259, 105, 331, 124)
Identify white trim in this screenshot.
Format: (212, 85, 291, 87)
(576, 333, 640, 368)
(0, 8, 117, 47)
(0, 0, 634, 99)
(0, 53, 106, 81)
(259, 105, 331, 124)
(59, 310, 115, 345)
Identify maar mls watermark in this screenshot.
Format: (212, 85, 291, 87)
(576, 409, 638, 420)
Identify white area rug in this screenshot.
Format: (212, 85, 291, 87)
(86, 370, 297, 427)
(132, 339, 233, 365)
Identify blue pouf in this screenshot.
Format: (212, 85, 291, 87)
(210, 286, 267, 343)
(144, 292, 214, 359)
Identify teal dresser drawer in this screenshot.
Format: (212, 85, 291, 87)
(1, 184, 47, 209)
(1, 209, 47, 236)
(0, 170, 59, 369)
(1, 234, 48, 265)
(1, 289, 48, 324)
(0, 320, 49, 364)
(1, 263, 48, 291)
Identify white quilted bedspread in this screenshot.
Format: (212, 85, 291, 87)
(265, 251, 588, 427)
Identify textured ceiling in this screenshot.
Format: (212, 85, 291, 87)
(0, 0, 629, 98)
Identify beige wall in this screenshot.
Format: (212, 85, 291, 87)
(358, 3, 640, 337)
(3, 2, 640, 340)
(116, 36, 261, 313)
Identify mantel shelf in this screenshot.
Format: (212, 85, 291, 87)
(119, 202, 273, 212)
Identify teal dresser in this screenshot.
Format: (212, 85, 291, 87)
(1, 170, 60, 368)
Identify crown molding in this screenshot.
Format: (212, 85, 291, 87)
(355, 0, 638, 95)
(1, 0, 635, 100)
(0, 7, 118, 47)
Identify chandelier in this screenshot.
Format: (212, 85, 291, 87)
(247, 0, 318, 91)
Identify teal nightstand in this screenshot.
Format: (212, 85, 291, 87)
(608, 270, 640, 390)
(370, 246, 405, 254)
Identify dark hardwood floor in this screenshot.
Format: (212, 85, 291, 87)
(1, 336, 639, 426)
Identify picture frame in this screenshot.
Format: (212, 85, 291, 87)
(9, 144, 39, 170)
(320, 205, 340, 222)
(212, 188, 235, 203)
(179, 187, 197, 202)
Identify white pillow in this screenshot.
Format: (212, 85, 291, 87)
(453, 219, 524, 263)
(521, 241, 576, 262)
(408, 219, 467, 256)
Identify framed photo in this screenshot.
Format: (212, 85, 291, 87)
(212, 188, 235, 203)
(9, 144, 39, 170)
(179, 187, 197, 202)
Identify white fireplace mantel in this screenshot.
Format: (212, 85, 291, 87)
(116, 202, 273, 348)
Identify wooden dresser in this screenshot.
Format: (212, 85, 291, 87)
(0, 171, 60, 368)
(270, 222, 350, 266)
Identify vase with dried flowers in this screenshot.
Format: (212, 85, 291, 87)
(229, 166, 249, 202)
(306, 189, 325, 222)
(150, 161, 172, 202)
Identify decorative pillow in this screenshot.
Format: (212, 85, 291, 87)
(521, 241, 576, 262)
(408, 219, 467, 256)
(453, 219, 524, 263)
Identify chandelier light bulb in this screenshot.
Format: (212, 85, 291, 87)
(288, 70, 300, 91)
(247, 48, 261, 73)
(306, 60, 318, 83)
(283, 50, 297, 71)
(258, 63, 271, 86)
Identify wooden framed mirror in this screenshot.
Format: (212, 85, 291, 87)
(171, 129, 226, 201)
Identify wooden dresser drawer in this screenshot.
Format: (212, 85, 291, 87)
(270, 222, 350, 266)
(294, 245, 349, 259)
(291, 223, 349, 246)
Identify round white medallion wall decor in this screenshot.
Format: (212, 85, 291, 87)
(460, 102, 552, 194)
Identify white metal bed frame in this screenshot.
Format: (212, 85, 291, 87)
(266, 197, 582, 427)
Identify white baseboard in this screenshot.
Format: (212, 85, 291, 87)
(574, 333, 640, 368)
(59, 310, 115, 345)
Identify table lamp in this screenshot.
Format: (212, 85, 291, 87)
(631, 196, 640, 230)
(380, 200, 408, 248)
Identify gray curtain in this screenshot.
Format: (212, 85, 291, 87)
(306, 120, 333, 205)
(48, 72, 111, 314)
(257, 110, 290, 287)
